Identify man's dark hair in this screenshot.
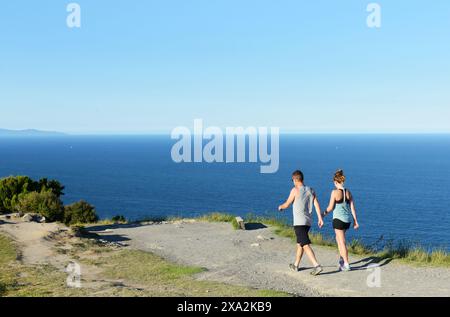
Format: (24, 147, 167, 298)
(292, 170, 304, 182)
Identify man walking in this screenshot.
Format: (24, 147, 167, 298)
(278, 170, 324, 275)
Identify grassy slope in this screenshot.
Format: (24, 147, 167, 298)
(0, 235, 88, 297)
(0, 234, 288, 297)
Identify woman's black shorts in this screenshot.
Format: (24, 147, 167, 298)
(294, 225, 311, 246)
(333, 219, 351, 230)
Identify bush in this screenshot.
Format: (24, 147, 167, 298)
(0, 176, 35, 213)
(64, 200, 98, 225)
(16, 191, 64, 222)
(111, 215, 127, 223)
(37, 178, 65, 197)
(0, 176, 64, 214)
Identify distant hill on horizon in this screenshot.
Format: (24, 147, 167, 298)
(0, 129, 66, 136)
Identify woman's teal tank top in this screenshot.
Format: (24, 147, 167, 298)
(333, 189, 353, 223)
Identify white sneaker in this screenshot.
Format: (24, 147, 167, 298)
(341, 263, 351, 272)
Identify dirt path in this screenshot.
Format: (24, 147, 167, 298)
(0, 218, 119, 292)
(87, 220, 450, 297)
(0, 219, 67, 266)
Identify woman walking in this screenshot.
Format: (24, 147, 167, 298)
(323, 170, 360, 271)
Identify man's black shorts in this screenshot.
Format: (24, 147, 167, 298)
(294, 225, 311, 246)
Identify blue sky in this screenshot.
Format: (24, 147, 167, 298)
(0, 0, 449, 134)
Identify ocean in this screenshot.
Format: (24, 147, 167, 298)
(0, 134, 449, 251)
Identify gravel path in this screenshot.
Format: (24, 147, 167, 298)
(88, 220, 450, 297)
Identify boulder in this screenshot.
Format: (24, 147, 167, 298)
(235, 216, 245, 230)
(39, 216, 46, 223)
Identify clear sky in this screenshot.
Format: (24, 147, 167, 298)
(1, 0, 449, 134)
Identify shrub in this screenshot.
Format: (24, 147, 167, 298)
(64, 200, 98, 225)
(37, 178, 65, 197)
(0, 176, 64, 214)
(0, 176, 35, 213)
(16, 191, 64, 222)
(111, 215, 127, 223)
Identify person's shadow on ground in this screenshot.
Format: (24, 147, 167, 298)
(314, 256, 392, 275)
(350, 256, 392, 270)
(244, 223, 267, 230)
(86, 222, 148, 232)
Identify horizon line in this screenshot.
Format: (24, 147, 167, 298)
(2, 132, 450, 136)
(3, 127, 450, 136)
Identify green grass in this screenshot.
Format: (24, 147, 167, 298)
(0, 235, 17, 265)
(197, 212, 240, 230)
(197, 212, 450, 268)
(102, 250, 205, 282)
(0, 235, 18, 296)
(0, 234, 89, 297)
(376, 245, 450, 267)
(75, 215, 172, 227)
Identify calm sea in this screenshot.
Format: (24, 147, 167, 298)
(0, 134, 449, 251)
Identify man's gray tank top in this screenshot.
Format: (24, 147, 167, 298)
(292, 186, 315, 226)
